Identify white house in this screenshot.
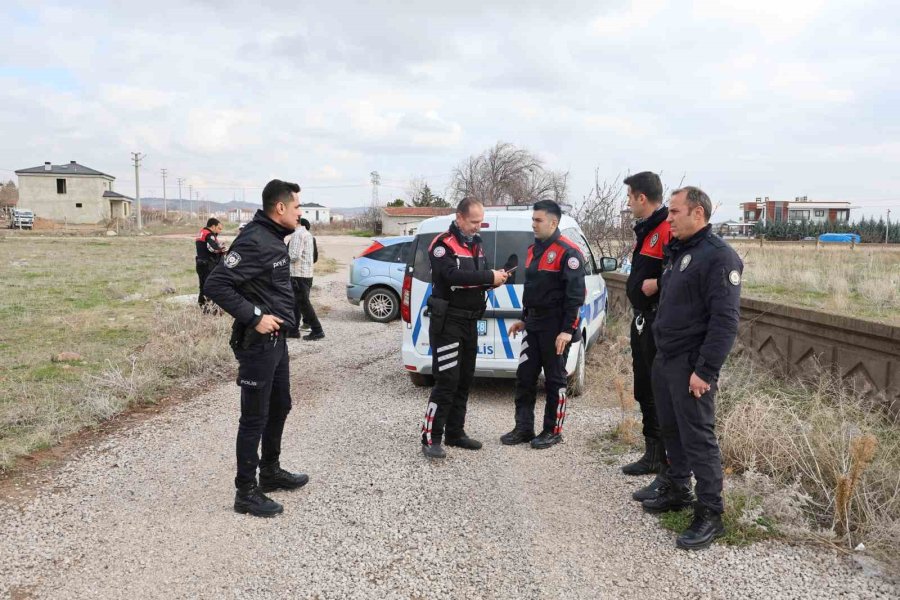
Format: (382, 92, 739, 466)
(227, 208, 255, 223)
(15, 161, 132, 224)
(300, 202, 330, 224)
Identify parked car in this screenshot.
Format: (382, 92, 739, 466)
(347, 236, 414, 322)
(10, 208, 34, 230)
(399, 208, 617, 395)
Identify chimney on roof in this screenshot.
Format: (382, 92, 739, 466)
(765, 196, 769, 202)
(44, 162, 51, 171)
(70, 161, 76, 165)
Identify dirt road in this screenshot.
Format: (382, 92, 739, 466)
(1, 237, 896, 599)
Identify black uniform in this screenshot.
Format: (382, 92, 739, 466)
(626, 207, 671, 441)
(204, 210, 297, 489)
(651, 224, 743, 514)
(512, 228, 586, 436)
(420, 221, 494, 447)
(195, 226, 225, 309)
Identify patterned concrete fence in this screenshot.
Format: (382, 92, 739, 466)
(603, 272, 900, 419)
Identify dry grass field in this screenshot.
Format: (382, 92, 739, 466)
(727, 241, 900, 325)
(0, 232, 340, 471)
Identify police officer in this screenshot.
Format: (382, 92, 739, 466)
(421, 197, 509, 459)
(195, 217, 226, 311)
(620, 173, 673, 502)
(204, 179, 309, 517)
(502, 199, 586, 449)
(641, 186, 743, 551)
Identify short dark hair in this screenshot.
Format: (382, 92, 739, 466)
(261, 179, 301, 213)
(673, 186, 712, 222)
(299, 217, 311, 230)
(533, 199, 562, 220)
(623, 171, 663, 204)
(456, 197, 483, 217)
(206, 217, 220, 227)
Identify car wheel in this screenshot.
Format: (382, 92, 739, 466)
(408, 372, 435, 387)
(363, 288, 399, 322)
(567, 338, 586, 397)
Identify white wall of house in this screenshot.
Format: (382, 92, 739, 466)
(18, 174, 116, 224)
(382, 215, 426, 235)
(301, 205, 330, 224)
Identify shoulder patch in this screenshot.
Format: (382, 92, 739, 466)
(567, 256, 580, 270)
(433, 245, 446, 258)
(650, 232, 659, 247)
(224, 251, 241, 269)
(729, 270, 741, 286)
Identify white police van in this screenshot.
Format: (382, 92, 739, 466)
(400, 207, 617, 395)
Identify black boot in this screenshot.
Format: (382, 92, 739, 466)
(632, 466, 671, 502)
(258, 464, 310, 493)
(622, 437, 663, 476)
(641, 481, 695, 513)
(530, 430, 562, 449)
(500, 429, 535, 445)
(234, 484, 284, 517)
(422, 442, 446, 459)
(676, 503, 725, 550)
(445, 433, 483, 450)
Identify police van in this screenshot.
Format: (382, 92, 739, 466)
(400, 208, 618, 395)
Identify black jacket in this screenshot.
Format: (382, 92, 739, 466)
(626, 207, 671, 312)
(195, 227, 225, 264)
(522, 228, 587, 336)
(651, 225, 743, 383)
(204, 210, 296, 330)
(429, 221, 493, 312)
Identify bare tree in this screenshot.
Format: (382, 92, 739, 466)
(450, 142, 568, 206)
(571, 170, 631, 259)
(0, 180, 18, 208)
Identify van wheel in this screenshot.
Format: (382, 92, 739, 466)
(409, 372, 435, 387)
(363, 288, 399, 322)
(567, 340, 586, 397)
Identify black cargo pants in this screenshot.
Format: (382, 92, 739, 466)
(233, 335, 292, 488)
(512, 327, 570, 435)
(652, 352, 724, 513)
(631, 309, 661, 440)
(421, 313, 478, 446)
(196, 259, 214, 309)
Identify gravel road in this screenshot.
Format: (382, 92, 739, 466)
(1, 238, 897, 599)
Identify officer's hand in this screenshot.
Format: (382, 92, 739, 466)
(641, 278, 659, 296)
(689, 372, 711, 399)
(555, 332, 572, 355)
(254, 314, 283, 334)
(507, 320, 525, 338)
(492, 269, 509, 286)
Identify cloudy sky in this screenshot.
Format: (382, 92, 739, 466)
(1, 0, 897, 220)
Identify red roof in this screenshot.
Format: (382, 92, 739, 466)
(381, 207, 455, 217)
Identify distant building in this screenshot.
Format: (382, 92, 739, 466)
(740, 196, 852, 226)
(227, 208, 255, 223)
(15, 161, 132, 224)
(300, 202, 330, 224)
(380, 206, 455, 235)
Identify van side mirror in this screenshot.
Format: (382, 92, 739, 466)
(597, 257, 618, 273)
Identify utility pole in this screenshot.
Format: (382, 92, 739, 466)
(370, 170, 380, 208)
(888, 209, 892, 244)
(131, 152, 144, 230)
(177, 177, 185, 214)
(160, 168, 168, 219)
(189, 184, 193, 218)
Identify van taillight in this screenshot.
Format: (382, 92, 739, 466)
(360, 241, 384, 257)
(401, 271, 412, 323)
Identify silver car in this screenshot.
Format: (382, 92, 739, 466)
(346, 236, 414, 322)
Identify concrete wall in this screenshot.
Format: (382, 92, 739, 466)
(602, 272, 900, 421)
(382, 215, 424, 235)
(302, 207, 330, 224)
(18, 174, 115, 224)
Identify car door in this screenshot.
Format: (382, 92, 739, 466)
(565, 228, 604, 344)
(390, 242, 411, 288)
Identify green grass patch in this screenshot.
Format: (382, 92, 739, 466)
(656, 492, 779, 547)
(588, 430, 640, 465)
(347, 229, 376, 238)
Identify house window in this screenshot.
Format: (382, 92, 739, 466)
(75, 203, 83, 208)
(57, 179, 67, 194)
(814, 210, 824, 217)
(789, 209, 810, 221)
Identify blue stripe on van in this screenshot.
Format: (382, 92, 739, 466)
(488, 290, 514, 359)
(506, 284, 521, 309)
(412, 283, 433, 349)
